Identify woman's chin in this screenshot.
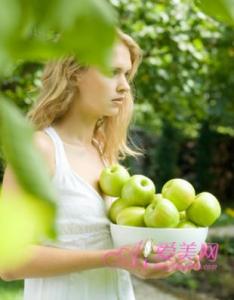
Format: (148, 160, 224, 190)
(105, 108, 121, 117)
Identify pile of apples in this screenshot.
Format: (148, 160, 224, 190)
(99, 164, 221, 228)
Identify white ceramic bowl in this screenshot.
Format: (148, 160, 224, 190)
(110, 223, 208, 255)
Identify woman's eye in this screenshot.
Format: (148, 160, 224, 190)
(125, 72, 130, 78)
(113, 69, 119, 76)
(110, 69, 131, 79)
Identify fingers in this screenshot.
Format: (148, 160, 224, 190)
(142, 244, 174, 263)
(141, 256, 178, 279)
(140, 254, 201, 279)
(146, 255, 178, 273)
(145, 252, 167, 263)
(175, 254, 201, 273)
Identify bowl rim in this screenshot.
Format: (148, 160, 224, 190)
(110, 222, 209, 231)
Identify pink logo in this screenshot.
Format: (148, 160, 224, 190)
(102, 241, 219, 271)
(156, 242, 177, 260)
(178, 241, 198, 259)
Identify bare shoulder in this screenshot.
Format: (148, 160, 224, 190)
(33, 130, 54, 154)
(33, 130, 55, 178)
(1, 130, 55, 197)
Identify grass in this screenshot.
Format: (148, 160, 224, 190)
(0, 280, 23, 300)
(0, 289, 23, 300)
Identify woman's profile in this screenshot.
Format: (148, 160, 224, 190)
(0, 28, 200, 300)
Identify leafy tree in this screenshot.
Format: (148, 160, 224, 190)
(111, 0, 234, 137)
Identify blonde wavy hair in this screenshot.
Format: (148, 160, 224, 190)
(27, 28, 144, 165)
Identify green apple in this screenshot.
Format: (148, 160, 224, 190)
(162, 178, 195, 211)
(151, 193, 163, 205)
(179, 211, 187, 221)
(121, 175, 156, 206)
(99, 164, 130, 197)
(108, 198, 129, 223)
(187, 192, 221, 226)
(144, 198, 180, 228)
(116, 206, 146, 227)
(177, 221, 197, 228)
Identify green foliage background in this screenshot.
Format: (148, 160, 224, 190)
(1, 0, 234, 205)
(111, 0, 234, 204)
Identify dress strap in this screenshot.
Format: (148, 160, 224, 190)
(43, 126, 70, 174)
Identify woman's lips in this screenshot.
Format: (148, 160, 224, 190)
(112, 97, 124, 103)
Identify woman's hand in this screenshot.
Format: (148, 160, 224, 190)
(103, 241, 201, 280)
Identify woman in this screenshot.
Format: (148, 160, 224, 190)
(0, 29, 200, 299)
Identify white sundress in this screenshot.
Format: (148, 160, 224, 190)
(23, 126, 136, 300)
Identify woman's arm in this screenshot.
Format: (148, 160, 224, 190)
(0, 245, 112, 281)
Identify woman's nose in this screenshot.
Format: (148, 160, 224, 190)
(117, 75, 130, 93)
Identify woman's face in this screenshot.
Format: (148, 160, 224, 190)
(76, 42, 132, 119)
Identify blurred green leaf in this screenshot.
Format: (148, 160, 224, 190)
(0, 191, 55, 269)
(0, 97, 57, 239)
(0, 0, 118, 75)
(0, 0, 20, 40)
(196, 0, 234, 26)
